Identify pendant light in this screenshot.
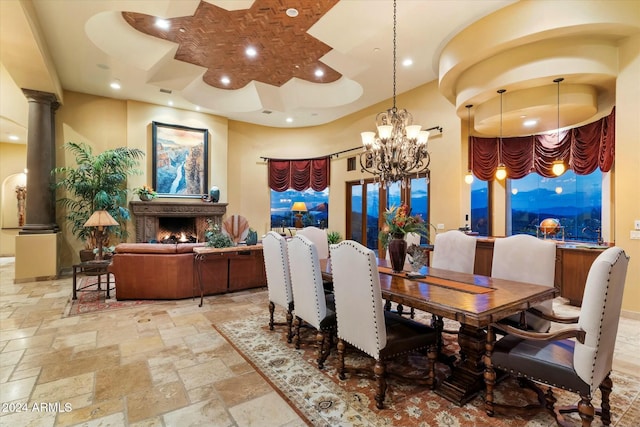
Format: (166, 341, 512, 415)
(495, 89, 507, 181)
(464, 104, 474, 184)
(551, 77, 566, 176)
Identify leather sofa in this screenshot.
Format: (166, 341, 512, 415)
(109, 243, 266, 300)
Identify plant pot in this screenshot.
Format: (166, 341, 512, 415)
(139, 193, 152, 201)
(388, 234, 407, 273)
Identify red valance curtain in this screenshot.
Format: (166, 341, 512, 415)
(470, 108, 615, 181)
(268, 157, 330, 192)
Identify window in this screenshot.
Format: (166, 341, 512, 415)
(470, 177, 490, 236)
(270, 188, 329, 230)
(347, 177, 430, 252)
(508, 170, 602, 242)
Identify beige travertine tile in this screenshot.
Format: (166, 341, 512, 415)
(55, 397, 124, 427)
(119, 335, 164, 358)
(0, 348, 24, 367)
(126, 381, 189, 423)
(161, 397, 232, 427)
(214, 371, 273, 407)
(31, 372, 94, 402)
(94, 361, 153, 402)
(228, 392, 301, 427)
(2, 375, 37, 401)
(0, 326, 38, 341)
(177, 358, 235, 390)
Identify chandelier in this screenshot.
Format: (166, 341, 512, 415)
(359, 0, 432, 188)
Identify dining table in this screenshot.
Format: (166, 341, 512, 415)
(320, 257, 558, 406)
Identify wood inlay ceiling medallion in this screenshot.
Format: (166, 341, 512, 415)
(122, 0, 342, 91)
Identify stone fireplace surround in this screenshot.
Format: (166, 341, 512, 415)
(130, 201, 227, 243)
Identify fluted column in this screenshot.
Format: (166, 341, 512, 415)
(20, 89, 60, 234)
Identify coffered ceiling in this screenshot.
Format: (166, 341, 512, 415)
(1, 0, 639, 144)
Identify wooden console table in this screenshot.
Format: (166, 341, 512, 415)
(193, 245, 266, 307)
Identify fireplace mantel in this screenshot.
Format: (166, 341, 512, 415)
(130, 201, 227, 243)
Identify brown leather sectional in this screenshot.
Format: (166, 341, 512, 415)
(109, 243, 266, 300)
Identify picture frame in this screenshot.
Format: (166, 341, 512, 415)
(152, 121, 208, 198)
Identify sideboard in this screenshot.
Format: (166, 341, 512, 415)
(472, 238, 606, 306)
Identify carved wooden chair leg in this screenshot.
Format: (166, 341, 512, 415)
(294, 316, 302, 349)
(286, 303, 294, 343)
(268, 301, 275, 330)
(384, 299, 392, 311)
(374, 359, 387, 410)
(577, 394, 595, 426)
(316, 330, 326, 368)
(599, 374, 613, 425)
(337, 339, 346, 380)
(484, 326, 496, 417)
(396, 303, 404, 316)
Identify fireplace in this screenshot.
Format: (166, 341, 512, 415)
(130, 201, 227, 243)
(157, 217, 197, 243)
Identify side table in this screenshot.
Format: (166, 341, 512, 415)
(72, 260, 114, 300)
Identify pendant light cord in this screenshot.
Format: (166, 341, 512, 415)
(392, 0, 397, 111)
(497, 89, 506, 163)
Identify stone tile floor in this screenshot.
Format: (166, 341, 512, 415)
(1, 257, 638, 426)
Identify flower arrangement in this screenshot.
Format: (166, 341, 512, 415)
(134, 185, 158, 200)
(379, 204, 429, 248)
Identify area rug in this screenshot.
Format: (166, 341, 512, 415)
(65, 276, 159, 316)
(215, 312, 640, 427)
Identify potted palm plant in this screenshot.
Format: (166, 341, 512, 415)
(53, 141, 145, 259)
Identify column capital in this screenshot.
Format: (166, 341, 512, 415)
(21, 89, 58, 106)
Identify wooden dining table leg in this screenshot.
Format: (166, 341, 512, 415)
(435, 323, 487, 406)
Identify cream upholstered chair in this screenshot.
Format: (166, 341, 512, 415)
(221, 214, 250, 245)
(484, 247, 630, 426)
(295, 226, 329, 259)
(287, 235, 336, 368)
(329, 240, 437, 409)
(491, 234, 556, 332)
(261, 231, 294, 343)
(431, 230, 477, 274)
(430, 230, 477, 361)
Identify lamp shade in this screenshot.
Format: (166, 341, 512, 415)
(84, 210, 118, 228)
(291, 202, 307, 212)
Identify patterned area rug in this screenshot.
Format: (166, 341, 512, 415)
(216, 311, 640, 427)
(65, 276, 159, 316)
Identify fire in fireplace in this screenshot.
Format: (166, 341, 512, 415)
(157, 217, 197, 243)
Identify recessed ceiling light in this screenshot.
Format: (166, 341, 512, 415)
(195, 106, 200, 111)
(286, 117, 293, 123)
(314, 69, 324, 77)
(110, 80, 121, 90)
(168, 100, 173, 106)
(286, 8, 299, 17)
(402, 58, 413, 67)
(8, 135, 19, 141)
(155, 19, 170, 30)
(246, 47, 257, 57)
(220, 76, 230, 85)
(523, 119, 537, 127)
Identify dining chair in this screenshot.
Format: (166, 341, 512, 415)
(484, 246, 630, 426)
(296, 226, 333, 293)
(431, 230, 477, 274)
(261, 231, 294, 343)
(329, 240, 438, 409)
(430, 230, 477, 364)
(295, 226, 329, 259)
(491, 234, 556, 332)
(287, 235, 336, 368)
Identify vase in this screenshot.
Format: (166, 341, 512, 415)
(388, 234, 407, 273)
(209, 186, 220, 203)
(246, 229, 258, 245)
(139, 193, 151, 201)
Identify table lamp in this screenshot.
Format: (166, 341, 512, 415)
(84, 210, 118, 261)
(291, 201, 307, 229)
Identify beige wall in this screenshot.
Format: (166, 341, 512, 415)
(614, 34, 640, 314)
(0, 142, 27, 256)
(228, 80, 463, 237)
(53, 91, 230, 266)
